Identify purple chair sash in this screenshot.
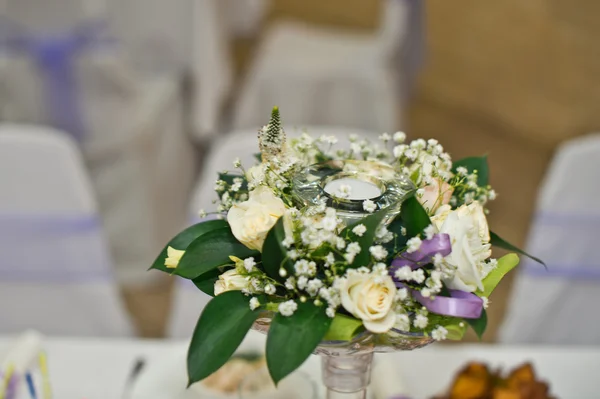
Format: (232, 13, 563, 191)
(2, 18, 114, 141)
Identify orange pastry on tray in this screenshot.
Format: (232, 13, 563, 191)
(434, 362, 555, 399)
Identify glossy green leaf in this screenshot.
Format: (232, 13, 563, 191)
(266, 303, 332, 384)
(476, 253, 520, 298)
(322, 314, 364, 341)
(187, 292, 260, 386)
(444, 322, 468, 341)
(176, 226, 259, 279)
(342, 209, 389, 268)
(150, 220, 229, 273)
(382, 216, 409, 259)
(466, 309, 487, 340)
(192, 269, 222, 296)
(490, 231, 545, 267)
(262, 217, 293, 281)
(399, 196, 431, 237)
(452, 156, 489, 187)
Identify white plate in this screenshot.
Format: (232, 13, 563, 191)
(130, 331, 269, 399)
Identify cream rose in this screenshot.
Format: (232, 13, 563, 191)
(431, 202, 492, 292)
(227, 186, 288, 251)
(214, 269, 250, 296)
(418, 177, 454, 214)
(340, 273, 397, 333)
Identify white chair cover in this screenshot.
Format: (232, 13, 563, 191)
(168, 126, 380, 337)
(0, 124, 133, 336)
(499, 134, 600, 345)
(232, 0, 420, 133)
(0, 6, 197, 285)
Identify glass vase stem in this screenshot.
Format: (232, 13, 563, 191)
(321, 353, 373, 399)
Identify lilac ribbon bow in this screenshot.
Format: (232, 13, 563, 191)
(391, 233, 483, 319)
(3, 19, 114, 141)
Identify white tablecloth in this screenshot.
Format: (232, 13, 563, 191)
(1, 337, 598, 399)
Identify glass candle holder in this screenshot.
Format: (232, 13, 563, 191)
(292, 160, 415, 225)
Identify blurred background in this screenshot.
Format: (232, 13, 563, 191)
(1, 0, 599, 345)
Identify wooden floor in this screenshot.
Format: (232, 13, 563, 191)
(124, 0, 589, 341)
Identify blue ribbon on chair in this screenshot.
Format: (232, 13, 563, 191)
(2, 19, 114, 142)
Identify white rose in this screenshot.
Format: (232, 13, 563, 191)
(214, 269, 250, 296)
(227, 186, 288, 251)
(340, 273, 397, 333)
(431, 202, 492, 292)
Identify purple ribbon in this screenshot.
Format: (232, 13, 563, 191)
(3, 19, 114, 141)
(391, 233, 483, 319)
(391, 234, 452, 270)
(414, 289, 483, 319)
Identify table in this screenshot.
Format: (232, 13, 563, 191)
(1, 336, 599, 399)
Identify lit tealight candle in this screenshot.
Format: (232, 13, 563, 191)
(324, 177, 382, 201)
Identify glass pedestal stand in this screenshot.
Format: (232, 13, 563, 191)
(253, 317, 434, 399)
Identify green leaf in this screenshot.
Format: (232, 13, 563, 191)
(187, 291, 260, 386)
(322, 314, 364, 341)
(262, 217, 293, 281)
(266, 303, 332, 384)
(452, 156, 489, 187)
(150, 220, 229, 273)
(382, 216, 409, 259)
(254, 153, 262, 162)
(399, 196, 431, 237)
(192, 269, 222, 296)
(466, 309, 487, 340)
(490, 231, 546, 267)
(476, 253, 520, 298)
(177, 226, 259, 279)
(444, 322, 468, 341)
(342, 209, 389, 268)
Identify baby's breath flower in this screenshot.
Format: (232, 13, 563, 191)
(414, 314, 428, 329)
(285, 277, 296, 290)
(379, 132, 391, 142)
(393, 131, 406, 143)
(233, 157, 241, 168)
(400, 227, 407, 236)
(431, 326, 448, 341)
(324, 252, 335, 267)
(287, 249, 299, 260)
(243, 257, 256, 273)
(363, 199, 377, 213)
(264, 284, 276, 295)
(394, 313, 410, 331)
(481, 296, 490, 309)
(406, 237, 422, 253)
(396, 288, 409, 301)
(352, 224, 367, 237)
(198, 209, 207, 218)
(369, 245, 388, 260)
(278, 300, 298, 317)
(249, 297, 260, 310)
(326, 307, 336, 318)
(424, 225, 436, 240)
(488, 189, 497, 200)
(306, 279, 324, 296)
(297, 276, 308, 290)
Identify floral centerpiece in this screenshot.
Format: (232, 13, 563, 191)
(151, 107, 543, 394)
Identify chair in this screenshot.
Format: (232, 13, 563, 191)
(231, 0, 423, 133)
(0, 0, 198, 286)
(499, 134, 600, 345)
(0, 124, 134, 336)
(167, 126, 380, 337)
